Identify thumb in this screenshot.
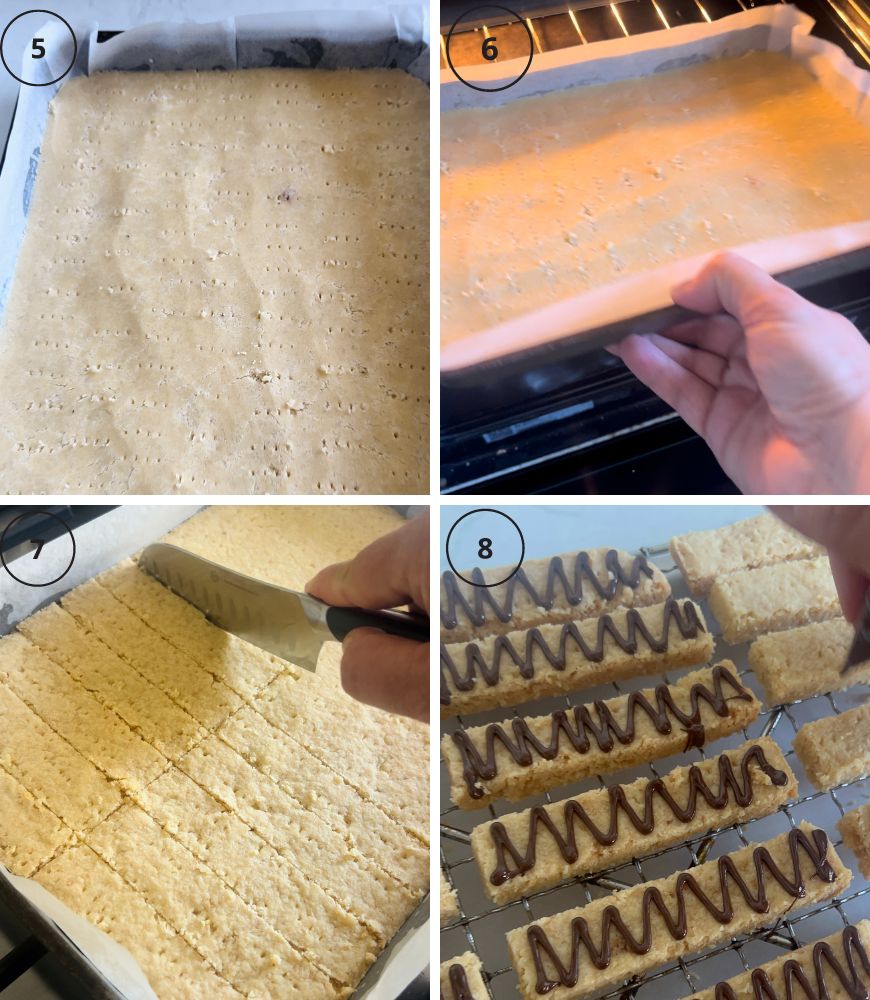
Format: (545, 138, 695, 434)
(769, 505, 870, 622)
(340, 628, 429, 722)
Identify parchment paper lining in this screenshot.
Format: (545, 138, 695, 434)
(439, 5, 870, 372)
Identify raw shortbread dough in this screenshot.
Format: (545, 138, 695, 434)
(1, 69, 429, 493)
(441, 51, 870, 344)
(0, 506, 429, 999)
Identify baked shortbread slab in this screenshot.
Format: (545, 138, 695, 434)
(670, 513, 821, 597)
(440, 952, 488, 1000)
(440, 547, 670, 644)
(0, 69, 428, 494)
(794, 703, 870, 790)
(748, 618, 870, 705)
(472, 739, 796, 904)
(441, 598, 713, 718)
(708, 556, 839, 644)
(443, 663, 760, 809)
(507, 823, 851, 1000)
(688, 922, 870, 1000)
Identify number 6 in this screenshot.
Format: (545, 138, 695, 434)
(482, 35, 498, 61)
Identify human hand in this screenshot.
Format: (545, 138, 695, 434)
(770, 505, 870, 623)
(610, 252, 870, 495)
(306, 511, 429, 722)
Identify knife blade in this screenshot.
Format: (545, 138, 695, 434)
(139, 543, 428, 673)
(841, 585, 870, 675)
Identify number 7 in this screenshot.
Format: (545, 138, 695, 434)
(31, 539, 45, 559)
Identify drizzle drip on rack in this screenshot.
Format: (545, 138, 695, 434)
(487, 743, 789, 886)
(451, 664, 753, 800)
(441, 597, 704, 705)
(440, 549, 655, 630)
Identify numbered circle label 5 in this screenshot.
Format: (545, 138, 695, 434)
(445, 508, 525, 588)
(1, 10, 77, 87)
(0, 510, 76, 587)
(444, 5, 533, 93)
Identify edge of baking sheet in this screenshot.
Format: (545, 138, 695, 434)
(439, 4, 870, 373)
(0, 4, 429, 327)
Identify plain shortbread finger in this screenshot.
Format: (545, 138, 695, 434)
(708, 557, 839, 644)
(669, 513, 821, 597)
(793, 702, 870, 790)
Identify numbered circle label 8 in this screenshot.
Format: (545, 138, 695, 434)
(445, 508, 525, 588)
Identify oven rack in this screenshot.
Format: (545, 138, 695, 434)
(439, 544, 870, 999)
(440, 0, 870, 70)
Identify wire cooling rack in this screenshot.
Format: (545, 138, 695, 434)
(439, 543, 870, 1000)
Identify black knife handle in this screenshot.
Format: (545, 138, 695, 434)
(324, 606, 429, 644)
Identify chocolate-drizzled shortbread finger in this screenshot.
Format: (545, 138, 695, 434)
(472, 739, 796, 904)
(708, 557, 840, 644)
(793, 703, 870, 790)
(689, 922, 870, 1000)
(440, 952, 488, 1000)
(441, 598, 713, 718)
(839, 804, 870, 878)
(442, 663, 760, 809)
(749, 618, 870, 706)
(670, 513, 821, 598)
(440, 548, 670, 644)
(507, 823, 851, 1000)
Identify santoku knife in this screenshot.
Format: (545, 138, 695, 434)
(139, 542, 428, 672)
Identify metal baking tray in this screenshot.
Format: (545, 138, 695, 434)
(0, 506, 429, 1000)
(440, 543, 870, 998)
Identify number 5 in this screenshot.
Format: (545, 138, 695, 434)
(32, 37, 46, 59)
(482, 36, 498, 61)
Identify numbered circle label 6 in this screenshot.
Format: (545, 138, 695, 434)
(1, 10, 77, 87)
(445, 508, 525, 588)
(0, 510, 76, 587)
(444, 5, 533, 93)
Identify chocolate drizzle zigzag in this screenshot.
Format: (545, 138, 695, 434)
(440, 549, 655, 630)
(452, 664, 753, 800)
(487, 743, 788, 887)
(528, 828, 837, 995)
(714, 925, 870, 1000)
(441, 597, 704, 705)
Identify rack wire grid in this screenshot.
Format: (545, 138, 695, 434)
(439, 543, 870, 999)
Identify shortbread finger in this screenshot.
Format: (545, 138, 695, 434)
(508, 822, 851, 1000)
(440, 952, 488, 1000)
(749, 618, 870, 705)
(669, 513, 821, 597)
(441, 598, 713, 718)
(689, 922, 870, 1000)
(440, 870, 459, 925)
(443, 663, 760, 809)
(793, 702, 870, 790)
(440, 548, 669, 643)
(708, 556, 839, 644)
(839, 804, 870, 878)
(472, 739, 796, 904)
